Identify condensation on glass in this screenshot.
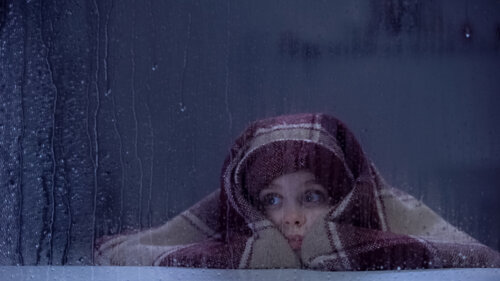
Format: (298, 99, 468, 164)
(0, 0, 499, 265)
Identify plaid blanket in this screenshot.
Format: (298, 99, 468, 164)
(95, 113, 500, 269)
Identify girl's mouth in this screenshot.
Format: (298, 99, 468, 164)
(286, 235, 303, 250)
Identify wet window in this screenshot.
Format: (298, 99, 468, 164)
(1, 0, 499, 269)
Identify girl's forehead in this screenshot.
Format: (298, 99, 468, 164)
(263, 170, 326, 192)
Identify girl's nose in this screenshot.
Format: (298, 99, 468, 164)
(283, 205, 306, 227)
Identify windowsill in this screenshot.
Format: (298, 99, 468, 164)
(0, 266, 499, 281)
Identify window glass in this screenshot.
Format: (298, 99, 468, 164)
(0, 0, 499, 267)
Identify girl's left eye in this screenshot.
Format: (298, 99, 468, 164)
(303, 190, 326, 204)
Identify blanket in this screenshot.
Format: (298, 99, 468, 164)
(95, 113, 500, 269)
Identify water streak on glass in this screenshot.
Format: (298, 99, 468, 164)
(130, 1, 144, 230)
(16, 2, 27, 265)
(39, 0, 58, 265)
(224, 0, 232, 132)
(179, 12, 191, 114)
(89, 0, 101, 265)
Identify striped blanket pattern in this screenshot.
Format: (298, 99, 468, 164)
(95, 113, 500, 269)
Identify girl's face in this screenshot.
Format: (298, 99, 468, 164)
(258, 170, 331, 251)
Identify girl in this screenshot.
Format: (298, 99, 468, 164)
(95, 113, 500, 269)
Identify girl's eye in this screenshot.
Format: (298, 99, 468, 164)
(260, 193, 282, 207)
(303, 190, 326, 204)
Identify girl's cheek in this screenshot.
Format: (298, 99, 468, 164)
(308, 208, 329, 222)
(266, 210, 282, 226)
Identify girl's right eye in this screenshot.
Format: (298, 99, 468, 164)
(260, 193, 282, 207)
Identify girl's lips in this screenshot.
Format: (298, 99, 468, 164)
(286, 235, 304, 250)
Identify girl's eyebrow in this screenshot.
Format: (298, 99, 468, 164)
(304, 179, 320, 185)
(259, 187, 277, 198)
(302, 180, 327, 191)
(265, 183, 280, 190)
